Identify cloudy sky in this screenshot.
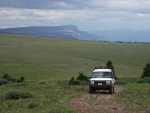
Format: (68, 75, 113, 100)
(0, 0, 150, 31)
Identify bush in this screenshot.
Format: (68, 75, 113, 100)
(69, 77, 75, 85)
(17, 76, 25, 83)
(2, 74, 17, 82)
(19, 92, 33, 99)
(136, 78, 150, 84)
(0, 79, 7, 86)
(5, 91, 20, 100)
(142, 62, 150, 78)
(1, 74, 25, 84)
(2, 74, 14, 81)
(136, 80, 144, 83)
(28, 102, 38, 109)
(69, 77, 80, 85)
(69, 72, 89, 85)
(76, 72, 89, 82)
(20, 76, 25, 82)
(106, 60, 117, 79)
(5, 91, 33, 100)
(70, 80, 81, 85)
(2, 74, 10, 80)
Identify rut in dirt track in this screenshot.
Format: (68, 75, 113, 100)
(70, 86, 131, 113)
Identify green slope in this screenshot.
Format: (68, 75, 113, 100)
(0, 34, 150, 80)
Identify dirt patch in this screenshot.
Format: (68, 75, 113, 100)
(70, 86, 131, 113)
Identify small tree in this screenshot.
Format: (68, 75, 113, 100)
(20, 76, 25, 82)
(141, 62, 150, 78)
(69, 77, 75, 85)
(76, 72, 89, 82)
(2, 74, 10, 80)
(106, 60, 117, 79)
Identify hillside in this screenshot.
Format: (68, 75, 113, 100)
(0, 34, 150, 80)
(1, 25, 150, 42)
(0, 34, 150, 113)
(0, 25, 100, 40)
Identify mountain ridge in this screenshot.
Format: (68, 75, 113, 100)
(0, 25, 150, 42)
(0, 25, 100, 40)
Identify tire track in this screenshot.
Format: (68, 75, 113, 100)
(70, 86, 131, 113)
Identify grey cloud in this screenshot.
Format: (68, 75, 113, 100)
(1, 0, 150, 30)
(0, 0, 150, 13)
(0, 0, 88, 9)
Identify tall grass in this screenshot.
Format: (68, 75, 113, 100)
(0, 81, 86, 113)
(117, 83, 150, 113)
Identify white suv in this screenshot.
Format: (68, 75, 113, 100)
(89, 67, 115, 94)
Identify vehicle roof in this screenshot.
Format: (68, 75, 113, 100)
(93, 69, 112, 72)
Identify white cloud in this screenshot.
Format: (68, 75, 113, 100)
(88, 0, 150, 12)
(52, 1, 74, 9)
(0, 8, 92, 28)
(0, 7, 150, 30)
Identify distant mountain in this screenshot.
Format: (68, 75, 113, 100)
(1, 25, 149, 42)
(0, 25, 100, 40)
(89, 29, 150, 42)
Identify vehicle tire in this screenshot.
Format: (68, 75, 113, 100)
(113, 86, 115, 94)
(89, 87, 95, 94)
(109, 86, 114, 94)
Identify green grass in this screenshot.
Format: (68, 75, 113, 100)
(117, 83, 150, 113)
(115, 77, 150, 85)
(0, 34, 150, 113)
(0, 34, 150, 80)
(0, 81, 87, 113)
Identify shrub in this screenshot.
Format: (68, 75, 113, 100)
(106, 60, 117, 79)
(76, 72, 89, 82)
(5, 91, 33, 100)
(17, 76, 25, 83)
(69, 77, 75, 85)
(144, 78, 150, 84)
(2, 73, 17, 82)
(0, 79, 7, 86)
(69, 77, 80, 85)
(20, 76, 25, 82)
(142, 62, 150, 78)
(28, 102, 38, 109)
(2, 74, 10, 80)
(39, 81, 47, 85)
(69, 72, 89, 85)
(1, 74, 25, 84)
(5, 91, 20, 100)
(136, 79, 144, 83)
(19, 92, 33, 99)
(136, 78, 150, 84)
(70, 80, 80, 85)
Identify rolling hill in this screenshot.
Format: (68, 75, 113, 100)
(0, 34, 150, 80)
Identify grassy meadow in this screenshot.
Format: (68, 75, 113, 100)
(0, 34, 150, 80)
(0, 34, 150, 113)
(117, 83, 150, 113)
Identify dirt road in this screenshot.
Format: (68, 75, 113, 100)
(70, 86, 130, 113)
